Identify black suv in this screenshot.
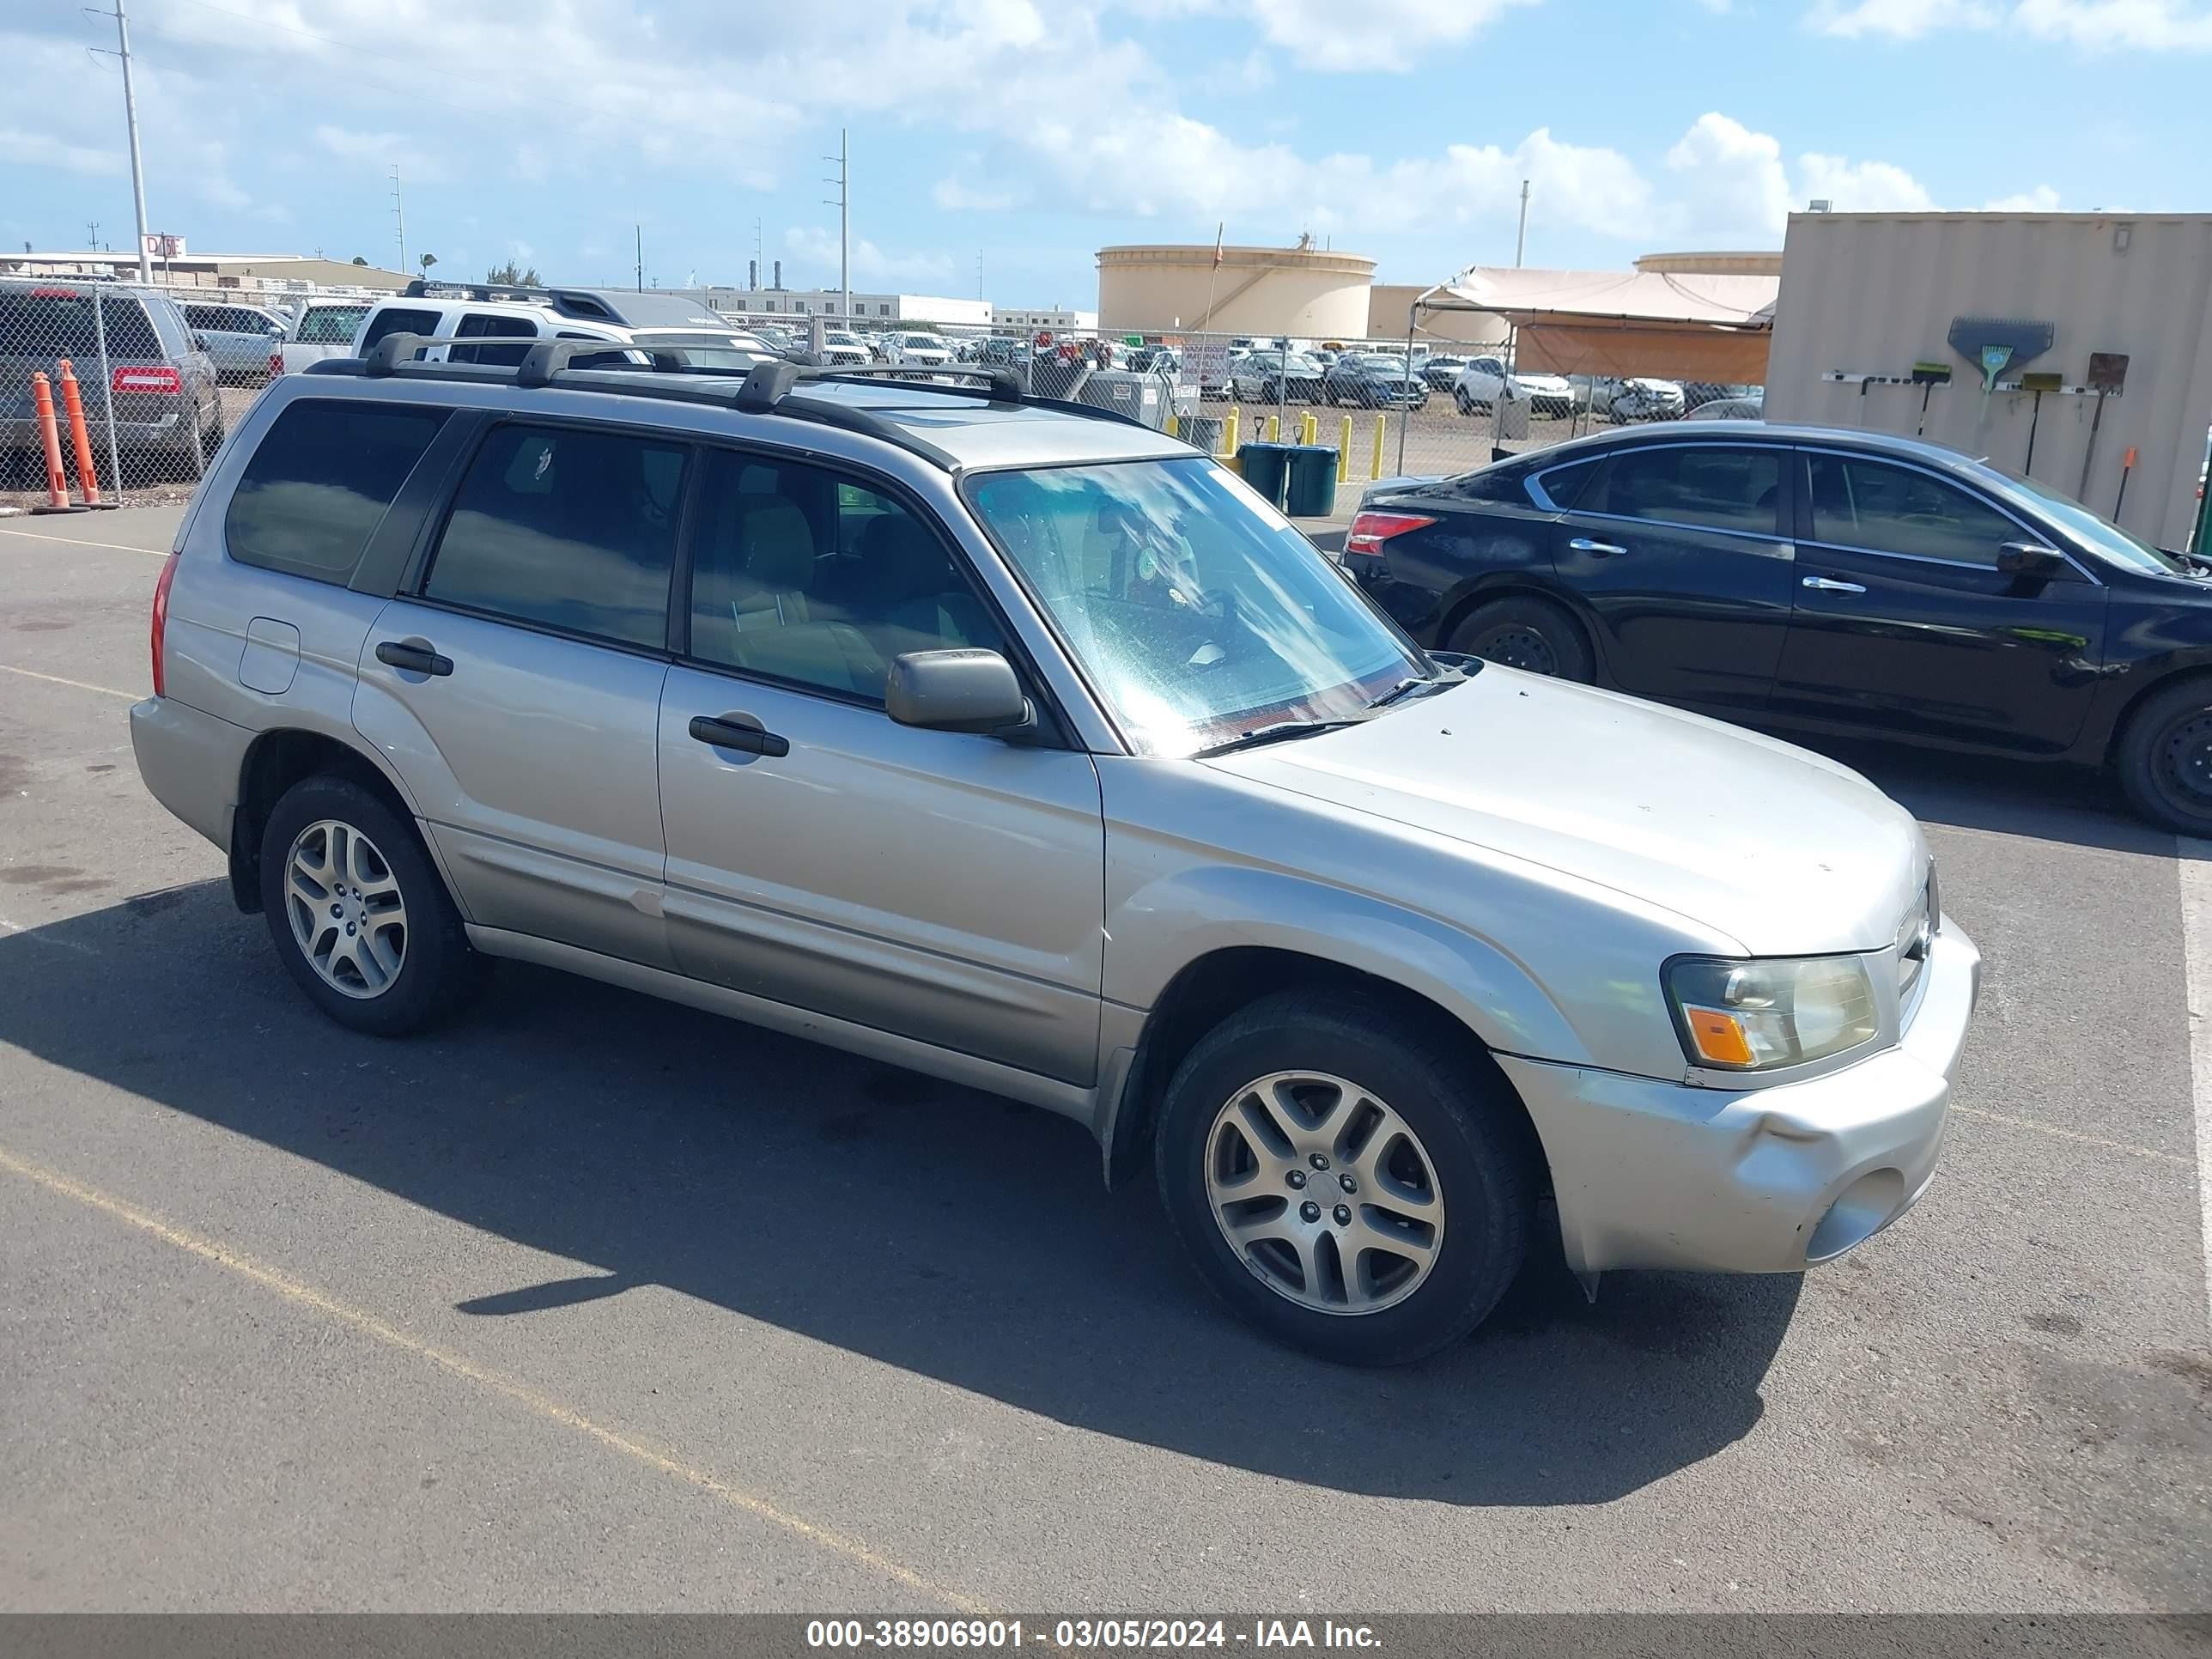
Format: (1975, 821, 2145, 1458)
(1344, 421, 2212, 833)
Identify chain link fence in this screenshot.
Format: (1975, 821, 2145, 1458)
(0, 273, 343, 513)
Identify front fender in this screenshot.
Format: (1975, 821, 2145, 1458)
(1104, 861, 1588, 1065)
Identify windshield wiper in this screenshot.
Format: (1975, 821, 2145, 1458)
(1365, 675, 1450, 710)
(1196, 719, 1362, 757)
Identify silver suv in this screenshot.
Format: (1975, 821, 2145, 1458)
(130, 341, 1980, 1364)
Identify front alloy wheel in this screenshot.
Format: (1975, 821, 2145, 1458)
(1205, 1071, 1445, 1316)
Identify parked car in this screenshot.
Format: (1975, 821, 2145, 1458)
(1228, 349, 1326, 404)
(1686, 392, 1765, 422)
(1453, 356, 1573, 418)
(888, 331, 952, 367)
(1323, 351, 1429, 410)
(1341, 420, 2212, 833)
(275, 300, 373, 375)
(816, 329, 872, 367)
(1420, 355, 1468, 391)
(0, 276, 223, 477)
(131, 358, 1974, 1364)
(181, 301, 288, 384)
(1605, 378, 1687, 422)
(343, 284, 772, 373)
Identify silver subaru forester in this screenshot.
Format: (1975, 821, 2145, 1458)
(130, 344, 1979, 1364)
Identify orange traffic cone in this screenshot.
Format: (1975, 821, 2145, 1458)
(55, 358, 110, 509)
(28, 371, 84, 515)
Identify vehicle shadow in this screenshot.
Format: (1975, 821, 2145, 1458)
(0, 882, 1800, 1507)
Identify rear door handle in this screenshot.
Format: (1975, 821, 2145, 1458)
(374, 638, 453, 677)
(1801, 575, 1868, 593)
(1568, 537, 1627, 556)
(689, 713, 790, 758)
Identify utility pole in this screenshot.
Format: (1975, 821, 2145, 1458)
(86, 221, 100, 251)
(1514, 179, 1530, 267)
(975, 248, 984, 302)
(391, 166, 405, 275)
(635, 223, 642, 292)
(753, 219, 764, 289)
(92, 1, 154, 281)
(823, 129, 849, 320)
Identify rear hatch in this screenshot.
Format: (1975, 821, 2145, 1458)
(0, 285, 171, 432)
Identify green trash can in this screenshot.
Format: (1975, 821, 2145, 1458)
(1284, 444, 1340, 517)
(1237, 441, 1291, 508)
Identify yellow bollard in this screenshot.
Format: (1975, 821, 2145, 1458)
(1300, 410, 1317, 446)
(1263, 413, 1279, 443)
(1223, 407, 1239, 457)
(1371, 415, 1386, 480)
(1165, 411, 1179, 440)
(1337, 416, 1352, 483)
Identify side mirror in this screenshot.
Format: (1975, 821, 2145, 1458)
(886, 648, 1033, 735)
(191, 331, 208, 349)
(1996, 540, 2067, 579)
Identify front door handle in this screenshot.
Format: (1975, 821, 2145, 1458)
(1568, 537, 1627, 556)
(374, 638, 453, 677)
(1801, 575, 1868, 593)
(689, 713, 790, 758)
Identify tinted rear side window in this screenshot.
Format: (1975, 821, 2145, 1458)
(450, 311, 536, 366)
(226, 400, 449, 584)
(1526, 457, 1601, 508)
(358, 307, 441, 349)
(1584, 445, 1780, 536)
(422, 423, 687, 648)
(0, 290, 161, 358)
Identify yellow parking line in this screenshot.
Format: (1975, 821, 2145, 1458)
(0, 1141, 993, 1614)
(0, 663, 140, 701)
(1949, 1103, 2196, 1168)
(0, 524, 171, 559)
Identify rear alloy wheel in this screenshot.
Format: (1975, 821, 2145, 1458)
(2118, 679, 2212, 835)
(258, 775, 485, 1036)
(1449, 593, 1594, 682)
(1155, 990, 1534, 1365)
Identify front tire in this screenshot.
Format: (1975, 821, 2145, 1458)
(258, 775, 484, 1036)
(2118, 678, 2212, 835)
(1153, 990, 1536, 1366)
(1449, 593, 1594, 681)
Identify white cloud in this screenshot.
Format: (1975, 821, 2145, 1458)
(0, 126, 122, 176)
(1983, 184, 2063, 210)
(1811, 0, 2212, 42)
(1231, 0, 1536, 70)
(1798, 153, 1937, 212)
(786, 226, 957, 286)
(933, 176, 1023, 211)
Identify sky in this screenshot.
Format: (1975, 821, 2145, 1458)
(3, 0, 2205, 308)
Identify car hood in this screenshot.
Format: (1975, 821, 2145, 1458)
(1516, 373, 1572, 392)
(1204, 669, 1924, 955)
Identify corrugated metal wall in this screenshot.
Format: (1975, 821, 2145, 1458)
(1765, 212, 2212, 550)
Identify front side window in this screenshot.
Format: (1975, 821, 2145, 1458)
(226, 400, 448, 584)
(967, 458, 1422, 756)
(423, 424, 686, 648)
(687, 450, 1003, 702)
(1585, 445, 1781, 537)
(1806, 454, 2016, 564)
(450, 311, 537, 366)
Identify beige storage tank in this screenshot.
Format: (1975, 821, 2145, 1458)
(1098, 242, 1376, 338)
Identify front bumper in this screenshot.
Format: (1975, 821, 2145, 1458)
(1495, 921, 1981, 1275)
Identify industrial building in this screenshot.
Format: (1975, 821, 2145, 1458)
(696, 283, 991, 327)
(0, 248, 412, 291)
(1765, 210, 2212, 550)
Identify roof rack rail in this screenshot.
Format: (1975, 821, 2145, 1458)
(398, 278, 653, 325)
(305, 340, 1164, 466)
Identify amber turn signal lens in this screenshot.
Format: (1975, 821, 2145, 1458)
(1684, 1006, 1755, 1068)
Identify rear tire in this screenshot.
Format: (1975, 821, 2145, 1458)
(258, 775, 486, 1036)
(2117, 678, 2212, 835)
(1449, 594, 1595, 682)
(1153, 989, 1536, 1367)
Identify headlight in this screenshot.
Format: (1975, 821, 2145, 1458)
(1665, 955, 1878, 1072)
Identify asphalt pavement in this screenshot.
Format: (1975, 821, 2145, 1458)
(0, 505, 2206, 1613)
